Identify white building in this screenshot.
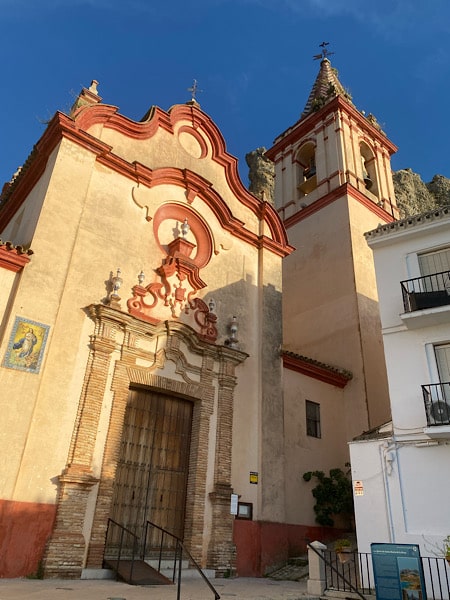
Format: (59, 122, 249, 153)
(350, 206, 450, 558)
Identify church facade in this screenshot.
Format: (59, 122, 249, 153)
(0, 55, 400, 580)
(0, 82, 292, 578)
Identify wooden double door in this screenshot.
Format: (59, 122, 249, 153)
(108, 388, 193, 553)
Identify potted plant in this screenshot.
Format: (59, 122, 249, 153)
(334, 538, 352, 564)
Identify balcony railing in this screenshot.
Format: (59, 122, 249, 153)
(422, 383, 450, 426)
(401, 270, 450, 313)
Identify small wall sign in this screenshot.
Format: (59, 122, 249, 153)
(237, 502, 253, 520)
(354, 480, 364, 496)
(372, 543, 426, 600)
(249, 472, 258, 484)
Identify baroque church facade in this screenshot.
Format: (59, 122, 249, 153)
(0, 56, 399, 579)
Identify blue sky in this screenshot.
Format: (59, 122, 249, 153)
(1, 0, 450, 188)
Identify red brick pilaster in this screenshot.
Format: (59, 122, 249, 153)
(42, 332, 115, 578)
(207, 353, 238, 573)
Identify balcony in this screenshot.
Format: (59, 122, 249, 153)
(401, 270, 450, 312)
(400, 271, 450, 328)
(422, 383, 450, 438)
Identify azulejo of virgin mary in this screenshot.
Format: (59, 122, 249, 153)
(2, 317, 50, 374)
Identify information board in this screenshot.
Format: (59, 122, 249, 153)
(371, 543, 426, 600)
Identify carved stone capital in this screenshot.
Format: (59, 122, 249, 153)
(89, 335, 116, 355)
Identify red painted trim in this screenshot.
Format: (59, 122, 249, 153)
(233, 519, 348, 577)
(0, 498, 56, 578)
(0, 244, 32, 272)
(0, 106, 292, 257)
(266, 95, 397, 161)
(282, 352, 351, 388)
(0, 112, 111, 232)
(152, 203, 213, 269)
(74, 102, 291, 253)
(178, 125, 208, 158)
(74, 103, 174, 137)
(283, 183, 395, 229)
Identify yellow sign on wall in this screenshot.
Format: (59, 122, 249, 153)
(250, 472, 258, 484)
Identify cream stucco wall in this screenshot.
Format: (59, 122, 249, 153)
(283, 369, 347, 525)
(0, 106, 285, 540)
(282, 197, 387, 441)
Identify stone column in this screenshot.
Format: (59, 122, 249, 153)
(307, 541, 327, 596)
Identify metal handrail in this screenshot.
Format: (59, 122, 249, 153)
(401, 270, 450, 312)
(104, 518, 139, 582)
(307, 542, 367, 600)
(422, 383, 450, 426)
(144, 520, 220, 600)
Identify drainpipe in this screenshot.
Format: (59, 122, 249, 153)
(379, 440, 396, 543)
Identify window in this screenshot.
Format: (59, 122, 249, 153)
(359, 141, 379, 198)
(418, 247, 450, 295)
(419, 247, 450, 277)
(306, 400, 321, 438)
(424, 344, 450, 425)
(296, 142, 317, 197)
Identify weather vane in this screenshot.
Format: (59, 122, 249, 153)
(313, 41, 334, 61)
(187, 79, 203, 102)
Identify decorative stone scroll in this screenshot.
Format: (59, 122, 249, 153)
(127, 212, 218, 342)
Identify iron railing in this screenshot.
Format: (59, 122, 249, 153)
(401, 271, 450, 313)
(308, 543, 367, 600)
(322, 550, 450, 600)
(104, 518, 139, 580)
(324, 549, 373, 595)
(103, 519, 220, 599)
(422, 383, 450, 426)
(144, 520, 220, 600)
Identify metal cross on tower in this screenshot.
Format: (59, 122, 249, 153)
(187, 79, 203, 102)
(313, 41, 335, 61)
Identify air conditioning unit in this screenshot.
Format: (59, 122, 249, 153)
(429, 400, 450, 425)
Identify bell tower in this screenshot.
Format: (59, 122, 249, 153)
(266, 47, 398, 438)
(268, 51, 398, 222)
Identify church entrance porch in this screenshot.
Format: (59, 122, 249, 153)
(106, 388, 193, 559)
(41, 306, 247, 579)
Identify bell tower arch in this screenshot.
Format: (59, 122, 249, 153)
(268, 54, 399, 222)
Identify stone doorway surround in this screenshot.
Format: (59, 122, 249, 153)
(43, 303, 247, 578)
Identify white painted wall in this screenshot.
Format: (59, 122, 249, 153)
(350, 210, 450, 562)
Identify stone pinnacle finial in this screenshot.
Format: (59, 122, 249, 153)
(88, 80, 99, 95)
(69, 79, 102, 117)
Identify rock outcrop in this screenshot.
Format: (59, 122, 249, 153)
(245, 147, 275, 205)
(245, 148, 450, 219)
(392, 169, 437, 218)
(393, 169, 450, 218)
(426, 174, 450, 207)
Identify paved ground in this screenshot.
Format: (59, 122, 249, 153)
(0, 576, 311, 600)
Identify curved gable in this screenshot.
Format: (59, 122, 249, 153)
(74, 101, 292, 256)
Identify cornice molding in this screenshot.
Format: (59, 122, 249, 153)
(0, 242, 33, 272)
(266, 96, 397, 161)
(0, 105, 293, 257)
(282, 351, 352, 388)
(283, 183, 395, 229)
(87, 303, 248, 365)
